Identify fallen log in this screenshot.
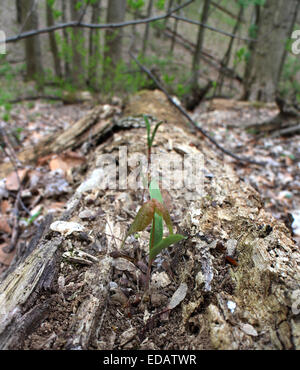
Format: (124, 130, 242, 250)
(0, 90, 299, 350)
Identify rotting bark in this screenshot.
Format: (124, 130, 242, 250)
(0, 90, 299, 350)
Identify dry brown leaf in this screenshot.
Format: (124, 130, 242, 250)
(49, 151, 86, 174)
(49, 156, 69, 173)
(5, 169, 28, 191)
(1, 200, 11, 214)
(37, 154, 54, 166)
(0, 216, 11, 234)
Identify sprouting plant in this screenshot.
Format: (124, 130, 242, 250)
(24, 209, 42, 226)
(144, 114, 163, 163)
(121, 116, 185, 290)
(122, 179, 186, 290)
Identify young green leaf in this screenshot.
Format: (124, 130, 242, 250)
(149, 179, 163, 247)
(149, 234, 186, 262)
(149, 179, 163, 202)
(143, 114, 152, 148)
(122, 197, 173, 248)
(121, 200, 154, 247)
(127, 200, 154, 235)
(149, 121, 163, 148)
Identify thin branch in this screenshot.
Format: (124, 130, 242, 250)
(3, 0, 194, 44)
(0, 124, 31, 253)
(211, 0, 245, 22)
(170, 14, 256, 42)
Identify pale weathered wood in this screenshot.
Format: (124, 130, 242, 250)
(0, 90, 299, 350)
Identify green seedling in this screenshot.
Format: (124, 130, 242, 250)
(143, 114, 163, 191)
(144, 114, 163, 159)
(24, 209, 42, 226)
(122, 179, 186, 289)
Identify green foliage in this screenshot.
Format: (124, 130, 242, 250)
(279, 54, 300, 102)
(238, 0, 265, 7)
(149, 179, 163, 248)
(144, 115, 163, 150)
(128, 0, 145, 10)
(47, 0, 62, 19)
(24, 209, 42, 226)
(14, 127, 24, 141)
(0, 56, 16, 121)
(234, 46, 249, 66)
(122, 196, 185, 263)
(175, 83, 190, 98)
(75, 1, 83, 11)
(155, 0, 166, 10)
(162, 73, 175, 85)
(248, 24, 258, 39)
(101, 58, 149, 96)
(149, 234, 185, 261)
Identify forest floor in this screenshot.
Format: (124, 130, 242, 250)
(0, 95, 299, 349)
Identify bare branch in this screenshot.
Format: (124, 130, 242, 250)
(3, 0, 194, 44)
(170, 14, 255, 42)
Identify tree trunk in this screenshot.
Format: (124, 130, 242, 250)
(69, 0, 86, 89)
(164, 0, 175, 30)
(15, 0, 22, 24)
(243, 0, 299, 102)
(277, 1, 300, 87)
(142, 0, 154, 56)
(46, 1, 62, 79)
(88, 0, 102, 90)
(103, 0, 127, 83)
(243, 3, 260, 96)
(61, 0, 71, 81)
(21, 0, 43, 85)
(216, 5, 244, 95)
(191, 0, 211, 90)
(170, 0, 181, 54)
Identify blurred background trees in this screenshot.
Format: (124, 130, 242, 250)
(0, 0, 299, 109)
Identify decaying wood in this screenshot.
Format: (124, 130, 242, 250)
(0, 90, 299, 350)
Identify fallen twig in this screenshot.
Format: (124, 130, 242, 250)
(271, 124, 300, 138)
(0, 124, 31, 253)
